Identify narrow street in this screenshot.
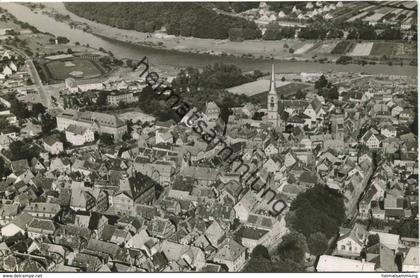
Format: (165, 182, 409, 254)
(6, 45, 51, 108)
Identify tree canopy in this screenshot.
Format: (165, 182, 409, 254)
(263, 23, 295, 40)
(307, 232, 328, 256)
(243, 234, 307, 272)
(277, 232, 308, 264)
(9, 140, 39, 162)
(287, 184, 346, 239)
(65, 3, 261, 40)
(0, 158, 11, 178)
(251, 245, 270, 259)
(390, 217, 419, 238)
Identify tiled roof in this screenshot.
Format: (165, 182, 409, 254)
(214, 239, 245, 262)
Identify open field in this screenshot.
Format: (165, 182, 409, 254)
(331, 41, 355, 55)
(44, 58, 103, 80)
(251, 82, 311, 104)
(394, 43, 417, 57)
(311, 42, 338, 55)
(349, 42, 374, 56)
(227, 79, 291, 97)
(19, 33, 98, 57)
(369, 42, 395, 56)
(295, 43, 314, 55)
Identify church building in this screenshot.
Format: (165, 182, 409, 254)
(267, 64, 280, 128)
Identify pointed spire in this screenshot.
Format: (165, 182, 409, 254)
(269, 64, 276, 94)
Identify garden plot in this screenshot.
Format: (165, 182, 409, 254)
(369, 42, 395, 57)
(347, 11, 368, 22)
(395, 43, 417, 57)
(294, 43, 314, 55)
(313, 42, 337, 54)
(349, 42, 374, 56)
(362, 13, 385, 22)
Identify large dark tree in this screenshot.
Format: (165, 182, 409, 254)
(314, 75, 328, 90)
(366, 233, 380, 248)
(31, 103, 46, 117)
(277, 232, 308, 264)
(9, 140, 39, 162)
(307, 232, 328, 256)
(251, 245, 270, 259)
(243, 256, 304, 272)
(0, 157, 11, 178)
(41, 113, 57, 134)
(9, 97, 30, 120)
(287, 184, 346, 239)
(390, 217, 419, 238)
(98, 133, 114, 145)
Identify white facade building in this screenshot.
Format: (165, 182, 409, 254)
(65, 124, 95, 146)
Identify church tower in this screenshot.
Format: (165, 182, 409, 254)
(267, 64, 279, 127)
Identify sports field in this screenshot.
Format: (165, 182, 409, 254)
(45, 58, 103, 80)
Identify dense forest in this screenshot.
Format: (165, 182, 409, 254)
(65, 2, 261, 40)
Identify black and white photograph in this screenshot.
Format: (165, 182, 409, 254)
(0, 0, 417, 275)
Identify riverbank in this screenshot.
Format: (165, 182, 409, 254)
(39, 3, 317, 60)
(1, 3, 416, 76)
(39, 3, 417, 66)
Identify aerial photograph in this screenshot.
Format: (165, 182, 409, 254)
(0, 0, 417, 274)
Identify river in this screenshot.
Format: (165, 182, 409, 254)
(1, 2, 417, 76)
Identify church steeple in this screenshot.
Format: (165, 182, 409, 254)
(267, 64, 279, 128)
(269, 63, 276, 94)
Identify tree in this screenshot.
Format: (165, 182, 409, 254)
(298, 25, 327, 40)
(228, 27, 244, 42)
(122, 132, 131, 141)
(410, 111, 417, 135)
(295, 89, 306, 99)
(263, 22, 282, 40)
(315, 75, 328, 90)
(31, 103, 46, 117)
(40, 113, 57, 134)
(326, 86, 339, 100)
(379, 27, 402, 40)
(10, 98, 30, 119)
(0, 157, 11, 178)
(98, 133, 114, 145)
(242, 257, 274, 272)
(251, 245, 270, 259)
(230, 218, 240, 231)
(252, 111, 264, 121)
(288, 184, 346, 239)
(96, 91, 108, 106)
(243, 256, 304, 272)
(9, 140, 39, 161)
(57, 131, 71, 149)
(277, 232, 308, 264)
(390, 218, 419, 238)
(0, 117, 9, 130)
(65, 2, 261, 40)
(56, 36, 69, 44)
(307, 232, 328, 255)
(366, 233, 380, 248)
(327, 29, 344, 39)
